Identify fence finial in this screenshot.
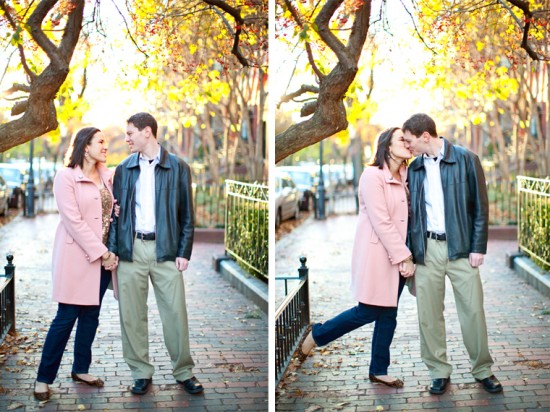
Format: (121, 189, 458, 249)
(298, 256, 308, 278)
(5, 254, 14, 277)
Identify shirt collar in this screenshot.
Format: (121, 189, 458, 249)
(423, 141, 445, 163)
(139, 145, 161, 165)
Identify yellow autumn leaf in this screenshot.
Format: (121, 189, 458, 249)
(476, 41, 484, 51)
(189, 44, 197, 55)
(496, 66, 508, 76)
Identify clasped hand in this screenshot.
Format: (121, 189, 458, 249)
(398, 259, 415, 278)
(101, 251, 118, 271)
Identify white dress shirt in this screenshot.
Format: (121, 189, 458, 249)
(135, 147, 160, 234)
(423, 144, 446, 234)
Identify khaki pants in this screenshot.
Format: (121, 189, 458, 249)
(117, 239, 194, 381)
(415, 238, 494, 379)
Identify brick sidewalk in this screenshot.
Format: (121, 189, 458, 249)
(276, 215, 550, 411)
(0, 213, 267, 411)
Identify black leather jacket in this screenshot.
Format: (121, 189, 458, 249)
(107, 145, 194, 262)
(407, 138, 488, 264)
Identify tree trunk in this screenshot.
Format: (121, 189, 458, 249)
(275, 0, 372, 163)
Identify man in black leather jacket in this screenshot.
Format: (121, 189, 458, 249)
(402, 113, 502, 395)
(107, 112, 203, 396)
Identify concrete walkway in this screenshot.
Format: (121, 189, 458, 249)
(0, 213, 267, 411)
(276, 214, 550, 411)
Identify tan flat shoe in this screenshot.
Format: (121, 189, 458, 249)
(369, 374, 404, 388)
(297, 330, 316, 362)
(33, 381, 50, 401)
(71, 372, 104, 387)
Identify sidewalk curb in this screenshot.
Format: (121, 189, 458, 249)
(213, 255, 268, 313)
(511, 255, 550, 298)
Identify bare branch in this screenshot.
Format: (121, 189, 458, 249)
(400, 0, 437, 56)
(301, 101, 318, 117)
(11, 100, 29, 116)
(5, 83, 32, 94)
(202, 0, 250, 67)
(277, 84, 320, 108)
(0, 1, 37, 80)
(108, 0, 149, 57)
(283, 0, 324, 80)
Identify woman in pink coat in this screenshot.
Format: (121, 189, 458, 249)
(300, 127, 415, 387)
(34, 127, 118, 401)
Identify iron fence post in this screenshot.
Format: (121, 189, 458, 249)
(4, 254, 15, 335)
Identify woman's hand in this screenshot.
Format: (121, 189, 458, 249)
(113, 199, 120, 218)
(398, 256, 415, 278)
(101, 251, 117, 270)
(104, 255, 118, 271)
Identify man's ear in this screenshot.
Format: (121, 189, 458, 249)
(144, 126, 152, 139)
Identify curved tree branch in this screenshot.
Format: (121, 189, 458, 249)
(314, 0, 355, 70)
(202, 0, 250, 67)
(277, 84, 319, 108)
(27, 0, 66, 68)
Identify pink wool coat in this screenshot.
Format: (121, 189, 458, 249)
(51, 165, 114, 305)
(350, 164, 411, 307)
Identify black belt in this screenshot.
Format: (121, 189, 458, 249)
(135, 232, 155, 241)
(427, 231, 446, 241)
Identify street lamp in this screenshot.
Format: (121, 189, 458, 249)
(317, 139, 326, 220)
(26, 139, 35, 218)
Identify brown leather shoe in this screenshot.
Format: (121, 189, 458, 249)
(71, 372, 104, 387)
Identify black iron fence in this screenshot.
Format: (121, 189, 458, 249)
(517, 176, 550, 271)
(275, 257, 310, 385)
(0, 255, 15, 345)
(225, 180, 269, 280)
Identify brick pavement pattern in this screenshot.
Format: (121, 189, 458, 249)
(0, 213, 267, 411)
(276, 215, 550, 411)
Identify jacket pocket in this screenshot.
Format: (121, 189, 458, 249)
(65, 233, 74, 244)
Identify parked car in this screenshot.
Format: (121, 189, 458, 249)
(276, 166, 316, 211)
(0, 175, 10, 216)
(275, 170, 300, 227)
(0, 163, 26, 208)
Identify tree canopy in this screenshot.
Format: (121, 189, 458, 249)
(0, 0, 267, 160)
(275, 0, 550, 163)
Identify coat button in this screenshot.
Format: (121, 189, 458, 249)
(389, 176, 393, 180)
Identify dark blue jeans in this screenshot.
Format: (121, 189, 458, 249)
(37, 268, 111, 384)
(312, 276, 406, 375)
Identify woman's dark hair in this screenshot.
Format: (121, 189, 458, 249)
(127, 112, 158, 138)
(369, 127, 400, 169)
(65, 127, 101, 168)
